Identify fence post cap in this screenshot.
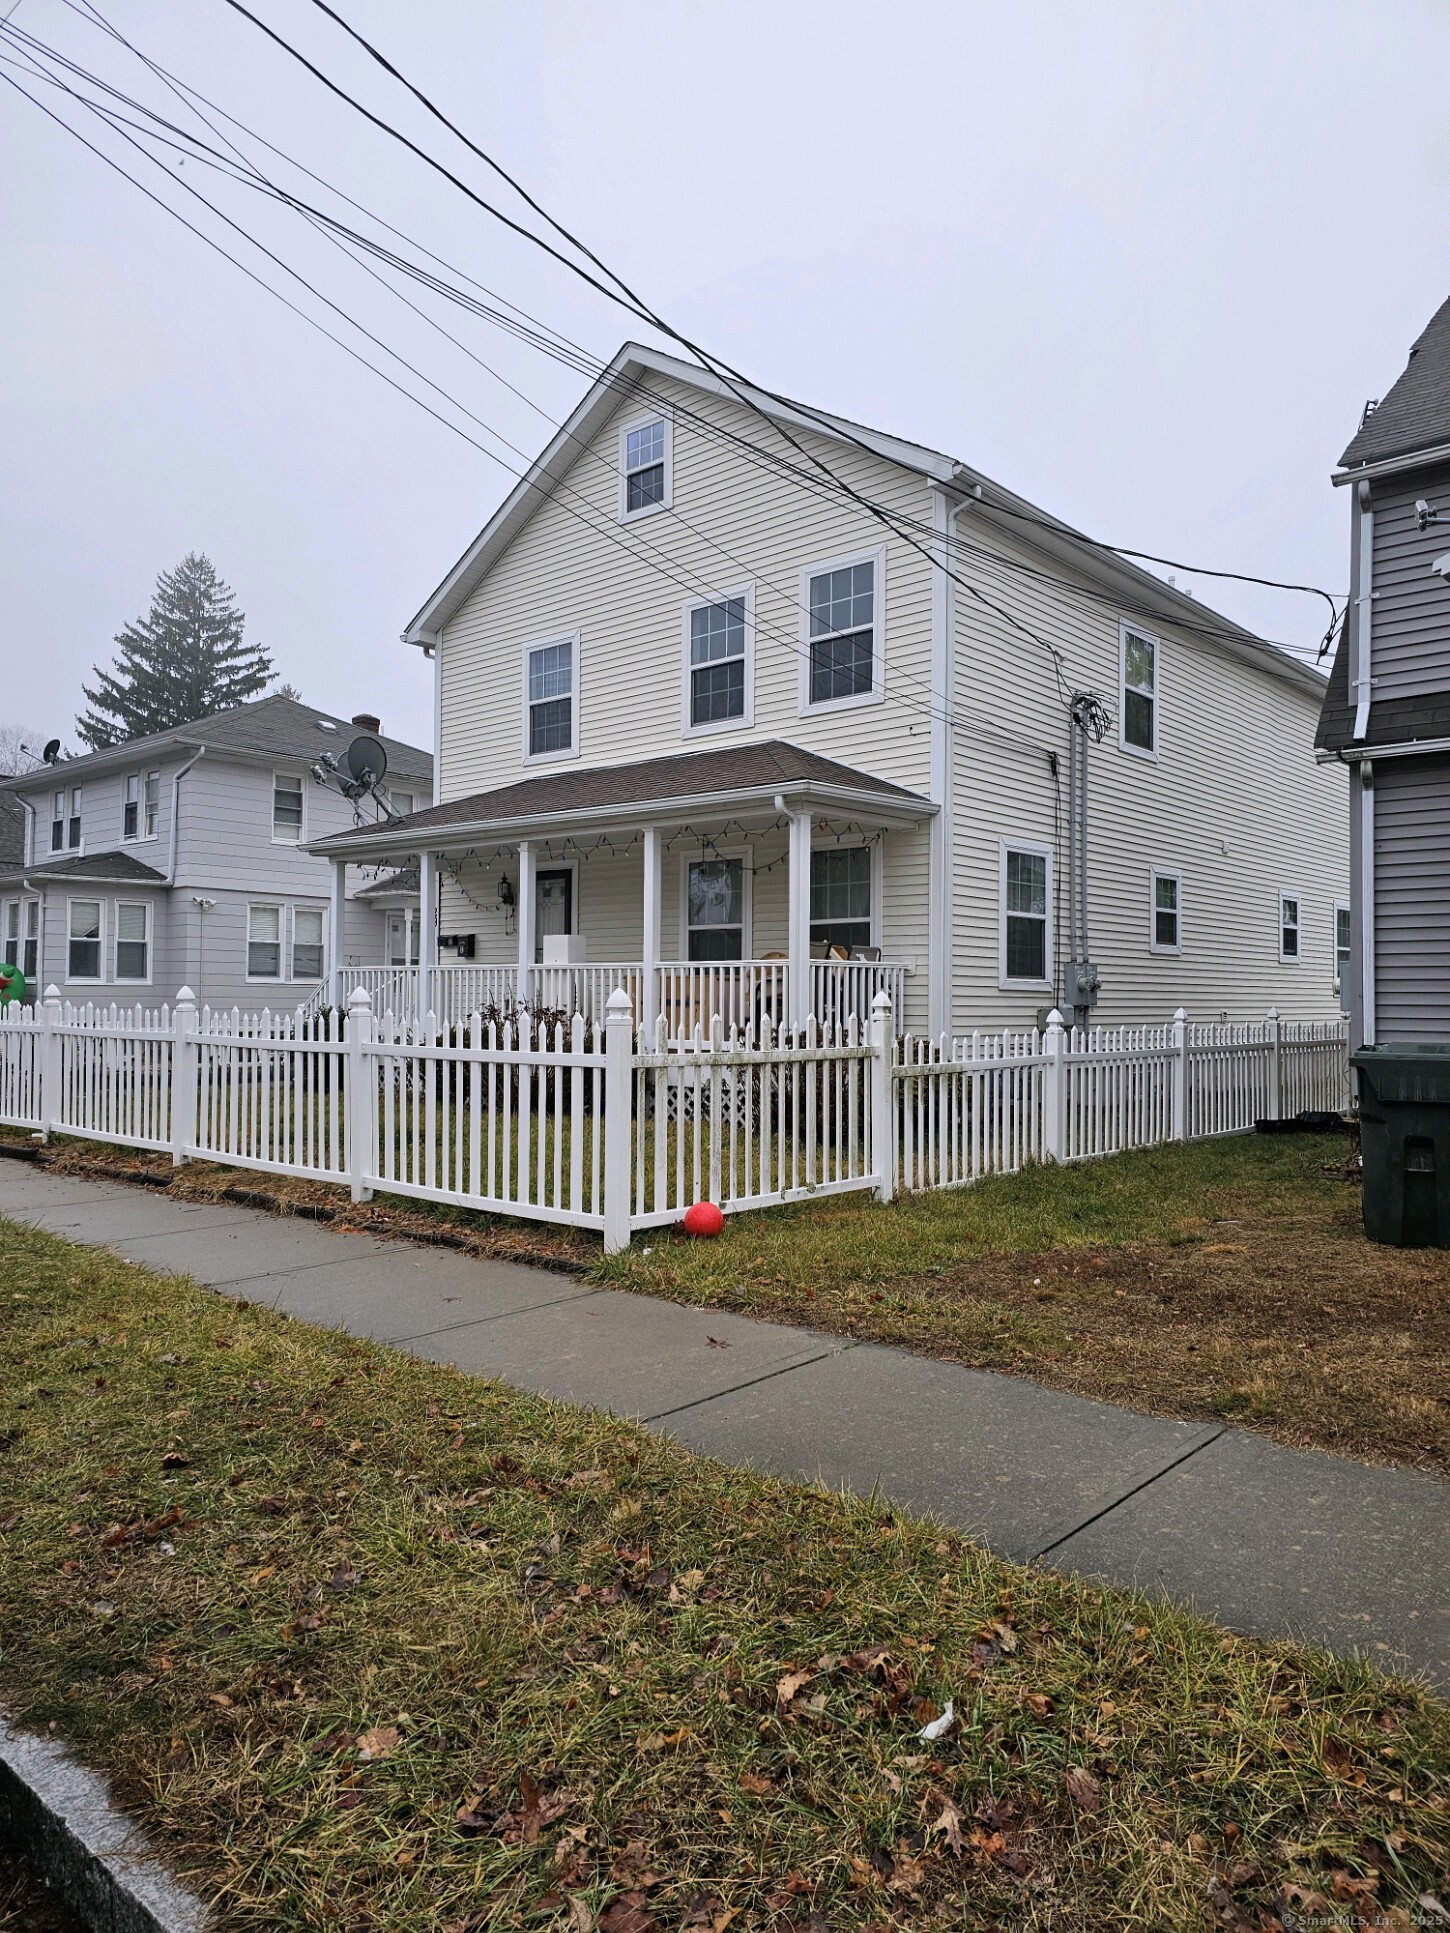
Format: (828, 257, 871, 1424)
(43, 984, 61, 1001)
(1266, 1004, 1279, 1020)
(1172, 1006, 1188, 1022)
(175, 985, 196, 1006)
(347, 985, 373, 1010)
(1045, 1008, 1065, 1028)
(605, 987, 634, 1017)
(871, 989, 893, 1011)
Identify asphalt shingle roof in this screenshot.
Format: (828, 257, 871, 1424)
(1339, 295, 1450, 472)
(0, 850, 168, 888)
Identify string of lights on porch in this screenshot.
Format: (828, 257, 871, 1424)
(432, 817, 886, 913)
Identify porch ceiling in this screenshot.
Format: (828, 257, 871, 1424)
(308, 740, 934, 865)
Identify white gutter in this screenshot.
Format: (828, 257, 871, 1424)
(165, 747, 205, 885)
(1319, 735, 1450, 764)
(1351, 480, 1373, 739)
(1333, 437, 1450, 486)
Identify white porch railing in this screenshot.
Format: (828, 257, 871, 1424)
(1, 992, 1350, 1254)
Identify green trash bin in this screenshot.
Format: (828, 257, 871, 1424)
(1350, 1045, 1450, 1248)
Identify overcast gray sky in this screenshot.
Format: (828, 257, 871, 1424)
(3, 0, 1448, 755)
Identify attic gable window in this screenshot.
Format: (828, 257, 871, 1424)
(523, 635, 578, 762)
(619, 415, 670, 520)
(1121, 625, 1158, 757)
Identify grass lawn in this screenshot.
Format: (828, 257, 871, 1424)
(18, 1128, 1448, 1480)
(0, 1223, 1448, 1931)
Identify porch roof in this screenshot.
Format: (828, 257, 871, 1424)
(308, 740, 935, 865)
(0, 850, 169, 891)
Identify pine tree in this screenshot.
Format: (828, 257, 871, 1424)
(76, 554, 274, 749)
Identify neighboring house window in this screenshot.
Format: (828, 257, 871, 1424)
(686, 857, 744, 961)
(3, 901, 39, 979)
(292, 907, 325, 980)
(524, 637, 577, 760)
(123, 773, 140, 840)
(67, 899, 102, 981)
(52, 787, 81, 851)
(1335, 901, 1351, 988)
(1, 900, 17, 970)
(810, 848, 872, 952)
(620, 416, 669, 517)
(247, 905, 282, 978)
(1121, 625, 1158, 756)
(51, 788, 64, 853)
(1279, 893, 1300, 963)
(1000, 842, 1052, 986)
(273, 774, 304, 842)
(144, 770, 160, 838)
(684, 592, 751, 731)
(386, 911, 419, 967)
(115, 902, 150, 981)
(1150, 869, 1181, 954)
(803, 552, 881, 709)
(23, 900, 37, 980)
(67, 788, 81, 849)
(389, 791, 414, 818)
(122, 771, 159, 840)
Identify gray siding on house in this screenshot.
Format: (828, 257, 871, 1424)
(1367, 464, 1450, 707)
(1373, 753, 1450, 1044)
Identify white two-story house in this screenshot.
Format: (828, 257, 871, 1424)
(312, 343, 1347, 1037)
(0, 695, 429, 1010)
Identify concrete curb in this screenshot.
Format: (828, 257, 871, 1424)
(0, 1714, 210, 1931)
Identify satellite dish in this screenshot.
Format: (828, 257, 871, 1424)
(42, 738, 61, 764)
(345, 733, 387, 787)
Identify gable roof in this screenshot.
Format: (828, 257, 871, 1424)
(403, 341, 1327, 702)
(1316, 615, 1450, 755)
(1337, 295, 1450, 476)
(0, 695, 432, 793)
(311, 739, 933, 862)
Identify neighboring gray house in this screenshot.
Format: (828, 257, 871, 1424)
(1318, 294, 1450, 1046)
(0, 696, 430, 1009)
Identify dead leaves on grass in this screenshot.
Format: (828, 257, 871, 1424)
(354, 1724, 402, 1762)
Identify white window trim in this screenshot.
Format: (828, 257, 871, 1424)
(521, 630, 582, 766)
(271, 770, 306, 845)
(1119, 619, 1160, 763)
(798, 544, 887, 717)
(617, 409, 673, 524)
(65, 895, 106, 986)
(246, 901, 286, 982)
(121, 770, 162, 844)
(677, 847, 754, 961)
(680, 584, 755, 739)
(290, 903, 328, 982)
(1333, 897, 1352, 992)
(998, 837, 1054, 992)
(1278, 890, 1302, 965)
(1148, 867, 1182, 957)
(113, 899, 153, 985)
(809, 836, 879, 951)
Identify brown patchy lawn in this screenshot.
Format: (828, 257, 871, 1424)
(7, 1130, 1449, 1477)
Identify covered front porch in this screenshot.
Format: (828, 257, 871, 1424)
(311, 741, 935, 1037)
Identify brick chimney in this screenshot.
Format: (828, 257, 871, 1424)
(351, 713, 381, 733)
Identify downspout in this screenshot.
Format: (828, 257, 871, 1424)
(926, 488, 959, 1036)
(1351, 479, 1374, 740)
(165, 747, 205, 885)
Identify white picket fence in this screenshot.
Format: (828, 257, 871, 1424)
(0, 988, 1349, 1251)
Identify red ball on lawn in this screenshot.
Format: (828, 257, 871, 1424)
(682, 1200, 724, 1238)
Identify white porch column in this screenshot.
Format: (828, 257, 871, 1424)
(787, 809, 812, 1030)
(417, 851, 438, 1013)
(641, 824, 662, 1035)
(329, 858, 347, 1006)
(517, 838, 536, 1006)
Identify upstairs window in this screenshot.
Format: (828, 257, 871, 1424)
(247, 904, 282, 978)
(686, 857, 744, 962)
(686, 594, 750, 731)
(804, 552, 880, 708)
(273, 773, 304, 841)
(292, 906, 325, 980)
(1001, 843, 1051, 986)
(810, 847, 872, 953)
(1279, 893, 1301, 963)
(123, 773, 139, 841)
(122, 770, 158, 841)
(621, 416, 669, 517)
(1121, 626, 1158, 755)
(144, 769, 160, 838)
(53, 787, 81, 851)
(1150, 869, 1181, 953)
(525, 637, 577, 760)
(115, 902, 150, 981)
(388, 791, 414, 819)
(68, 899, 102, 981)
(51, 788, 65, 853)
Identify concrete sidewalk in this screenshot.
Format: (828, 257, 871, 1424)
(4, 1158, 1446, 1690)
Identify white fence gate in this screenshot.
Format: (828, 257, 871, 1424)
(0, 988, 1350, 1251)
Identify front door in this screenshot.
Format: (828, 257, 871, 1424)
(535, 869, 573, 961)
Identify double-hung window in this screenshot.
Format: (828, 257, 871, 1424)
(1, 901, 18, 970)
(803, 551, 881, 709)
(1150, 869, 1181, 954)
(620, 416, 669, 517)
(50, 789, 65, 853)
(123, 773, 140, 841)
(1121, 625, 1158, 756)
(686, 857, 744, 962)
(247, 905, 282, 979)
(272, 773, 304, 842)
(1335, 902, 1351, 989)
(524, 636, 577, 760)
(292, 907, 325, 980)
(1000, 842, 1051, 987)
(115, 902, 150, 981)
(122, 771, 158, 840)
(1279, 893, 1301, 963)
(22, 901, 37, 980)
(685, 592, 750, 731)
(810, 848, 872, 953)
(52, 787, 81, 852)
(68, 899, 102, 981)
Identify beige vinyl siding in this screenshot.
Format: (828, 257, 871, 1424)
(950, 515, 1348, 1027)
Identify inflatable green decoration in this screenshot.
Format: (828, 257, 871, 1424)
(0, 963, 27, 1005)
